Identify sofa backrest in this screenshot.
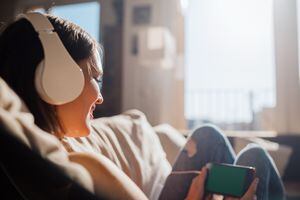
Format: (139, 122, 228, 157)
(0, 124, 103, 200)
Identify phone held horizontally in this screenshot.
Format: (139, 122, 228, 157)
(205, 163, 256, 197)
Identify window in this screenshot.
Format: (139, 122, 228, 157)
(30, 2, 101, 41)
(51, 2, 100, 41)
(185, 0, 275, 130)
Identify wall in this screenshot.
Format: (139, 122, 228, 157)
(272, 0, 300, 134)
(0, 0, 18, 24)
(123, 0, 186, 128)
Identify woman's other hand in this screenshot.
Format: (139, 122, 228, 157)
(185, 167, 212, 200)
(225, 178, 259, 200)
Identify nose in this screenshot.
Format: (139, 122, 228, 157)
(95, 94, 103, 104)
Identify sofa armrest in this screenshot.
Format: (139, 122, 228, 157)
(154, 124, 187, 165)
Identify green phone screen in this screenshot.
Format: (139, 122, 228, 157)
(206, 164, 248, 197)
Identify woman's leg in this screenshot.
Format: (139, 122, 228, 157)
(159, 125, 236, 200)
(172, 124, 236, 171)
(235, 143, 285, 200)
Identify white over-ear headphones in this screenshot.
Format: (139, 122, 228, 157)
(19, 12, 85, 105)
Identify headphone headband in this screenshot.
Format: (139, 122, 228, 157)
(20, 13, 54, 32)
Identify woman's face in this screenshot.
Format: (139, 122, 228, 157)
(56, 53, 103, 137)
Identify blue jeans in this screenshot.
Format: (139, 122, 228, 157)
(159, 125, 285, 200)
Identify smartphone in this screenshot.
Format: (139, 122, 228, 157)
(205, 163, 256, 197)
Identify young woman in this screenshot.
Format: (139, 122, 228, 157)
(0, 13, 285, 200)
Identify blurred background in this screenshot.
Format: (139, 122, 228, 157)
(1, 0, 300, 198)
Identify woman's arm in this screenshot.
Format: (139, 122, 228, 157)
(68, 152, 148, 200)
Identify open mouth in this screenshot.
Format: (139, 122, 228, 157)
(89, 104, 96, 119)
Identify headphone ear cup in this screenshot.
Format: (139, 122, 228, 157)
(35, 59, 85, 105)
(35, 60, 53, 104)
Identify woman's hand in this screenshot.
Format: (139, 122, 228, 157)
(185, 167, 212, 200)
(225, 178, 259, 200)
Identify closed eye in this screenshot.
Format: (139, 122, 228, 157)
(94, 77, 103, 91)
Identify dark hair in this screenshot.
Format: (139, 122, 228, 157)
(0, 14, 100, 135)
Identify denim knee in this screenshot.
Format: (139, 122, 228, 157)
(235, 144, 285, 200)
(241, 143, 268, 158)
(235, 143, 270, 167)
(190, 124, 228, 145)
